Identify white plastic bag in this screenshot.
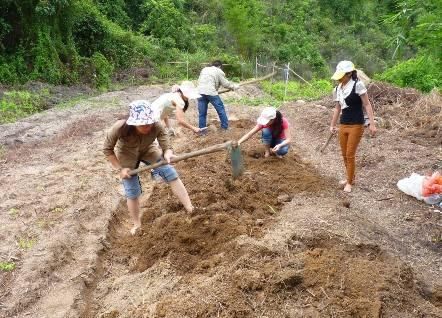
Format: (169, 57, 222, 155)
(397, 173, 425, 201)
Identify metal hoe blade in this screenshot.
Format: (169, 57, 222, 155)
(229, 141, 244, 179)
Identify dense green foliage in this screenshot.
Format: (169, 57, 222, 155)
(0, 0, 440, 92)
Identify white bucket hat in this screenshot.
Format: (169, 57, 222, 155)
(126, 100, 158, 126)
(172, 81, 201, 100)
(331, 60, 355, 80)
(257, 107, 277, 125)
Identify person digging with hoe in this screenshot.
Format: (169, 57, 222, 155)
(103, 100, 194, 235)
(197, 60, 240, 134)
(330, 60, 376, 193)
(151, 81, 208, 136)
(238, 107, 291, 158)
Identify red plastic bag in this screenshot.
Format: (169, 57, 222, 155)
(422, 172, 442, 197)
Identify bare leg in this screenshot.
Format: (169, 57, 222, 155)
(169, 178, 193, 212)
(127, 197, 141, 235)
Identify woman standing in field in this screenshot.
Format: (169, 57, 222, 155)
(238, 107, 291, 158)
(151, 81, 207, 135)
(103, 100, 194, 234)
(330, 60, 376, 193)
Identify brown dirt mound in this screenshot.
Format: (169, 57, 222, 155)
(80, 118, 441, 318)
(133, 235, 440, 318)
(104, 119, 330, 275)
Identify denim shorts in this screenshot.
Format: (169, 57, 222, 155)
(122, 162, 178, 199)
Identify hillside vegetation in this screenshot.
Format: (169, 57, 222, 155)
(0, 0, 440, 91)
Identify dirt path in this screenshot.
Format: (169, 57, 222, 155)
(0, 85, 440, 317)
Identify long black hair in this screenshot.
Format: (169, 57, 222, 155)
(350, 70, 358, 81)
(176, 89, 189, 112)
(270, 110, 283, 138)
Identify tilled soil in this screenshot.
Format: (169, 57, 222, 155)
(0, 84, 441, 318)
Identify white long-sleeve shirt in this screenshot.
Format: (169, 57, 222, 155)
(197, 66, 236, 96)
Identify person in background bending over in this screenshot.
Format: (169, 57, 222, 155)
(330, 60, 376, 193)
(103, 100, 194, 235)
(151, 81, 207, 136)
(197, 60, 240, 133)
(238, 107, 291, 158)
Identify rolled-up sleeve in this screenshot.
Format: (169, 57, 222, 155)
(103, 121, 123, 157)
(155, 123, 172, 152)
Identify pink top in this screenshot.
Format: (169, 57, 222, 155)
(258, 117, 290, 139)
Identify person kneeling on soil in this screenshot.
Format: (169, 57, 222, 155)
(103, 100, 194, 235)
(151, 81, 207, 136)
(238, 107, 291, 158)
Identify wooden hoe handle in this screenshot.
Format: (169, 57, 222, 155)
(129, 141, 233, 176)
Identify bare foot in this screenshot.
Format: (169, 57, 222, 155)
(339, 180, 347, 186)
(130, 223, 141, 235)
(343, 183, 352, 193)
(264, 151, 270, 158)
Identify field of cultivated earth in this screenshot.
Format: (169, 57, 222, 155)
(0, 83, 441, 318)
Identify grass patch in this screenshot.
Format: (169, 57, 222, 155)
(0, 261, 16, 271)
(8, 207, 19, 217)
(18, 238, 36, 250)
(261, 79, 333, 101)
(0, 90, 45, 123)
(225, 96, 282, 108)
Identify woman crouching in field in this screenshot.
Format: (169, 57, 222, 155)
(103, 100, 193, 234)
(238, 107, 291, 158)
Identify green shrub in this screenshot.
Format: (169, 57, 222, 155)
(31, 28, 64, 84)
(376, 56, 442, 92)
(0, 91, 44, 123)
(91, 52, 114, 90)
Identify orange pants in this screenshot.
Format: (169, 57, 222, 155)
(339, 124, 364, 184)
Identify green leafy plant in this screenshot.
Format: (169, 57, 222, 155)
(0, 261, 16, 271)
(18, 238, 36, 250)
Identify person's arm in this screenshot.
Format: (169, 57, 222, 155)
(175, 106, 203, 133)
(163, 116, 171, 129)
(218, 71, 237, 91)
(272, 128, 291, 152)
(361, 93, 376, 136)
(103, 121, 131, 178)
(330, 103, 341, 133)
(238, 125, 261, 145)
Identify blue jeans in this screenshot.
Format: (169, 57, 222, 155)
(261, 128, 289, 156)
(122, 160, 178, 199)
(198, 95, 229, 129)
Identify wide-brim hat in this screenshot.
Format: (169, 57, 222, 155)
(331, 60, 355, 80)
(126, 100, 158, 126)
(179, 81, 201, 99)
(257, 107, 277, 125)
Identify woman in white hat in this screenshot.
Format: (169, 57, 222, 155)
(103, 100, 194, 234)
(238, 107, 291, 158)
(151, 81, 207, 136)
(330, 60, 376, 193)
